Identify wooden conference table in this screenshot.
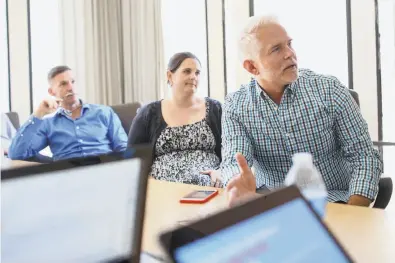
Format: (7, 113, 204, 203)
(143, 179, 395, 263)
(1, 158, 41, 169)
(4, 160, 395, 263)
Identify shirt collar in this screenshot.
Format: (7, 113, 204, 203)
(253, 78, 297, 100)
(57, 100, 89, 116)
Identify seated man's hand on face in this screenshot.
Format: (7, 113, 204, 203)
(226, 153, 259, 207)
(33, 98, 63, 119)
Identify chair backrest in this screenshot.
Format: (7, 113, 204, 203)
(348, 89, 360, 107)
(374, 177, 393, 209)
(348, 90, 394, 209)
(5, 112, 20, 129)
(111, 102, 142, 134)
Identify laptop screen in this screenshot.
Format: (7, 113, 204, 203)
(173, 198, 351, 263)
(2, 158, 142, 263)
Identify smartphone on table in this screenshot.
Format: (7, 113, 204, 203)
(179, 190, 219, 204)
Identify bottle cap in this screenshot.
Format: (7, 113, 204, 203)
(292, 152, 313, 164)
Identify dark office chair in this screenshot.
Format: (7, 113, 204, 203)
(4, 112, 53, 164)
(5, 112, 20, 131)
(111, 102, 142, 134)
(348, 89, 393, 209)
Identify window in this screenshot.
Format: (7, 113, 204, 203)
(1, 0, 10, 113)
(161, 0, 209, 97)
(253, 0, 349, 87)
(224, 0, 251, 94)
(29, 0, 64, 109)
(378, 0, 395, 176)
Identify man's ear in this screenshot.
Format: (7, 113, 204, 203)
(48, 87, 55, 96)
(243, 60, 259, 76)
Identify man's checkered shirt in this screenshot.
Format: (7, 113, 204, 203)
(221, 69, 383, 202)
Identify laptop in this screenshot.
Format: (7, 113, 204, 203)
(1, 145, 162, 263)
(159, 185, 354, 263)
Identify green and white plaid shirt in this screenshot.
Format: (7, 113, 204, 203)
(221, 69, 383, 202)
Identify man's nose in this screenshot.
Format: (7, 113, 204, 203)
(284, 46, 295, 59)
(190, 73, 197, 80)
(66, 82, 74, 91)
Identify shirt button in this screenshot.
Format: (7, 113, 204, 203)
(76, 126, 80, 129)
(21, 134, 23, 137)
(79, 139, 83, 143)
(31, 121, 35, 124)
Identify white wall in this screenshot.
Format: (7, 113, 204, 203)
(7, 0, 31, 122)
(224, 0, 251, 94)
(30, 0, 64, 109)
(379, 0, 395, 142)
(0, 0, 9, 113)
(161, 0, 209, 98)
(61, 0, 88, 102)
(206, 0, 226, 101)
(378, 0, 395, 178)
(253, 0, 349, 87)
(351, 0, 379, 141)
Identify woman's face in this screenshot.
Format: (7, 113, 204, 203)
(167, 58, 201, 96)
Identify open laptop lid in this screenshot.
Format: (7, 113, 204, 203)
(1, 145, 152, 263)
(159, 185, 354, 263)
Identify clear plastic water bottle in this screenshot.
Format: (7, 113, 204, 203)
(284, 152, 327, 218)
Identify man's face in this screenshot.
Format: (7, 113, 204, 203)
(250, 23, 298, 86)
(48, 70, 77, 105)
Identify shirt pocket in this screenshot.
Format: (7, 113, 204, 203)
(242, 113, 285, 157)
(289, 102, 335, 156)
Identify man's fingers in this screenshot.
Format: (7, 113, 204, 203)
(43, 99, 58, 110)
(214, 180, 222, 188)
(235, 153, 251, 175)
(49, 101, 59, 110)
(225, 174, 241, 191)
(227, 188, 239, 207)
(200, 170, 212, 175)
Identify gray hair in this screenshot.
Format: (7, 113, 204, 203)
(238, 15, 279, 62)
(47, 65, 71, 83)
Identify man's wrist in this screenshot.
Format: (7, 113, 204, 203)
(347, 194, 371, 207)
(32, 111, 45, 119)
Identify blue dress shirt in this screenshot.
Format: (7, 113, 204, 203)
(8, 103, 128, 161)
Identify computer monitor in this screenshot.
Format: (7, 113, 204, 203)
(1, 146, 152, 263)
(160, 185, 354, 263)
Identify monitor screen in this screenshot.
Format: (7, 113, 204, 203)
(174, 198, 351, 263)
(2, 158, 142, 263)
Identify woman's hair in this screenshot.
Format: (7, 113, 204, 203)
(167, 52, 201, 73)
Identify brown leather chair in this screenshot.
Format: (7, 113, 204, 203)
(111, 102, 142, 134)
(348, 89, 393, 209)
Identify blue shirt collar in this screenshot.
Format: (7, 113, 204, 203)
(57, 100, 90, 117)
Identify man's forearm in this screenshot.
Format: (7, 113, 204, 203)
(347, 194, 371, 207)
(8, 116, 44, 159)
